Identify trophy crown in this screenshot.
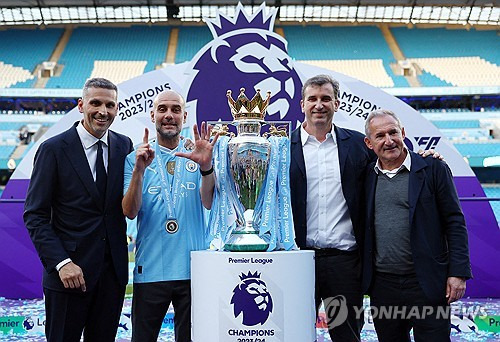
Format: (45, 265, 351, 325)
(227, 88, 271, 121)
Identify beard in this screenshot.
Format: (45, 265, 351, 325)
(156, 122, 181, 141)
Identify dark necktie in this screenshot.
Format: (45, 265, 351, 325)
(95, 140, 107, 200)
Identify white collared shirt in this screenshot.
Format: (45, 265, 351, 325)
(57, 122, 109, 272)
(374, 148, 411, 178)
(76, 121, 109, 181)
(300, 124, 357, 250)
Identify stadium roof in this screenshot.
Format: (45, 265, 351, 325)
(1, 1, 498, 26)
(1, 1, 497, 6)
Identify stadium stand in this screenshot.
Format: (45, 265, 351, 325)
(431, 120, 481, 129)
(46, 26, 170, 88)
(0, 145, 16, 159)
(454, 142, 500, 158)
(421, 110, 499, 142)
(0, 62, 34, 88)
(418, 71, 453, 87)
(297, 59, 394, 88)
(410, 57, 500, 87)
(438, 128, 491, 141)
(483, 186, 500, 223)
(89, 60, 148, 85)
(0, 122, 29, 131)
(0, 126, 18, 169)
(0, 113, 59, 171)
(0, 24, 497, 193)
(0, 130, 18, 143)
(421, 111, 499, 120)
(1, 25, 497, 89)
(175, 26, 212, 63)
(282, 25, 408, 88)
(0, 28, 63, 88)
(391, 28, 499, 64)
(391, 27, 500, 87)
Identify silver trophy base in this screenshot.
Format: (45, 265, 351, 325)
(224, 231, 269, 252)
(224, 210, 269, 252)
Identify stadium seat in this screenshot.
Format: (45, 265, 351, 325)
(46, 26, 171, 89)
(175, 26, 212, 63)
(283, 25, 408, 87)
(90, 60, 148, 84)
(0, 28, 63, 88)
(299, 59, 394, 88)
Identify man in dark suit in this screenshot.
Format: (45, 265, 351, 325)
(24, 78, 134, 341)
(290, 74, 374, 341)
(362, 109, 472, 341)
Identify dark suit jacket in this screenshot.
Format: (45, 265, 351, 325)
(24, 122, 133, 292)
(290, 125, 375, 249)
(362, 151, 472, 304)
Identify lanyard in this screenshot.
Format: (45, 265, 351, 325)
(155, 141, 185, 221)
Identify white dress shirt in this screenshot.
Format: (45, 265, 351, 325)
(56, 121, 109, 271)
(374, 148, 412, 178)
(301, 124, 357, 250)
(76, 121, 109, 181)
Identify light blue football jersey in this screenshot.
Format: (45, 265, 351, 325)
(124, 142, 209, 283)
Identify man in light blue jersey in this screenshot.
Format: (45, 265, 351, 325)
(122, 90, 218, 342)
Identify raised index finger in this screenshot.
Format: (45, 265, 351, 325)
(143, 127, 149, 145)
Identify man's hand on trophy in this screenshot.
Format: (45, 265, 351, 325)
(135, 127, 155, 173)
(175, 122, 219, 171)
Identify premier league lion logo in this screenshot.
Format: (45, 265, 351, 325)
(186, 3, 303, 128)
(231, 271, 273, 326)
(23, 317, 35, 331)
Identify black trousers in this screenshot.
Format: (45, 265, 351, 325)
(370, 272, 451, 342)
(132, 280, 191, 342)
(44, 252, 125, 342)
(315, 249, 363, 342)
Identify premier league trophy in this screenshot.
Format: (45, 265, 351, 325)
(208, 88, 296, 252)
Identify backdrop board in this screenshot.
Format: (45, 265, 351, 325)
(1, 3, 498, 299)
(191, 250, 316, 342)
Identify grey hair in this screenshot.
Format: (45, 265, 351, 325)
(82, 78, 117, 98)
(365, 109, 403, 137)
(152, 90, 185, 111)
(301, 74, 340, 100)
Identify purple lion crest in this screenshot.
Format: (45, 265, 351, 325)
(231, 271, 273, 326)
(187, 3, 303, 128)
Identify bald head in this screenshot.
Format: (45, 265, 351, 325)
(151, 90, 187, 144)
(152, 90, 185, 112)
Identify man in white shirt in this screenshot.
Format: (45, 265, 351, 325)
(290, 74, 373, 341)
(24, 78, 133, 341)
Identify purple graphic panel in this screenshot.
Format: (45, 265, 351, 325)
(0, 179, 43, 298)
(455, 176, 500, 298)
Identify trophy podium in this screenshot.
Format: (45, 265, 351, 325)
(191, 88, 315, 341)
(191, 250, 316, 342)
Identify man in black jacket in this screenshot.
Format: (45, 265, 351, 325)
(24, 78, 133, 341)
(362, 109, 472, 342)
